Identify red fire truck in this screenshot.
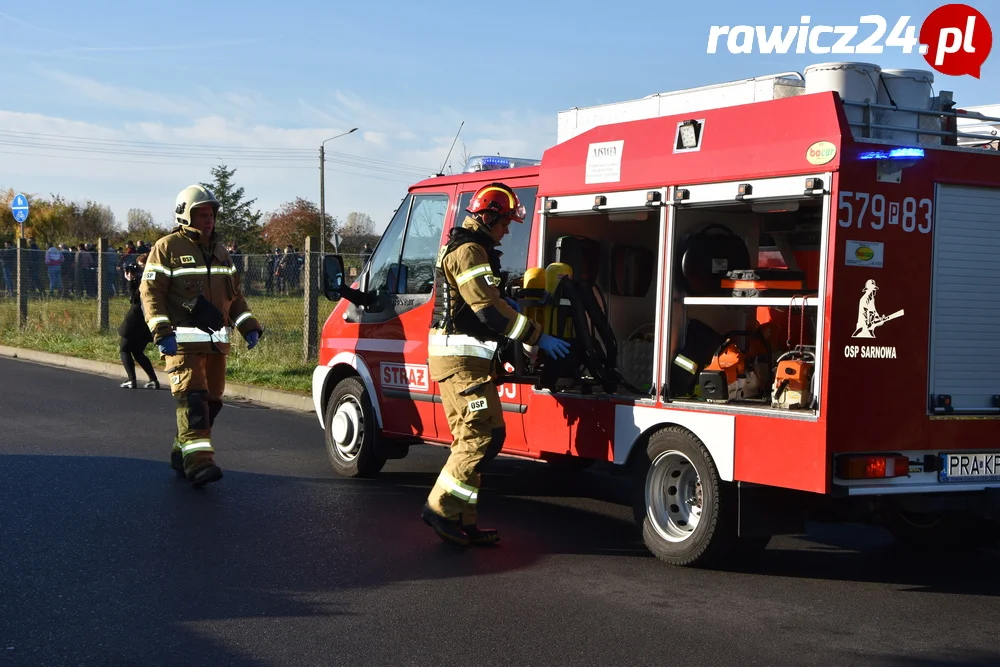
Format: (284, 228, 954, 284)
(312, 62, 1000, 567)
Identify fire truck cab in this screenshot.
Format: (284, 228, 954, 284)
(313, 62, 1000, 567)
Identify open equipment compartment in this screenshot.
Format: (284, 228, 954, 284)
(533, 189, 662, 400)
(665, 176, 829, 415)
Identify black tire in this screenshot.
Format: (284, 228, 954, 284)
(324, 377, 386, 478)
(631, 425, 738, 567)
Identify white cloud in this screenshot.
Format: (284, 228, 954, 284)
(0, 77, 558, 237)
(361, 131, 388, 146)
(34, 67, 193, 116)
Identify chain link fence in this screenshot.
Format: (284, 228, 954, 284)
(0, 242, 370, 391)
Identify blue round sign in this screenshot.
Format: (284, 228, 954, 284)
(10, 193, 29, 224)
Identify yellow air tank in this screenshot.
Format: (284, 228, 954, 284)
(522, 267, 549, 332)
(545, 262, 574, 338)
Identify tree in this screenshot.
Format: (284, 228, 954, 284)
(339, 212, 375, 238)
(332, 211, 379, 256)
(71, 201, 116, 242)
(261, 197, 335, 249)
(27, 195, 74, 246)
(127, 208, 169, 243)
(201, 163, 264, 251)
(0, 187, 21, 241)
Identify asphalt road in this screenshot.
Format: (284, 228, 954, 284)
(2, 356, 999, 667)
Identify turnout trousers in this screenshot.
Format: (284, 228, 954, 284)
(164, 352, 227, 473)
(426, 369, 506, 525)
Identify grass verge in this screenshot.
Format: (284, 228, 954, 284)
(0, 295, 337, 394)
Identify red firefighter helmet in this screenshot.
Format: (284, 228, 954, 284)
(466, 182, 526, 224)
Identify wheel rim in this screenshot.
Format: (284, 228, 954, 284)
(330, 396, 364, 461)
(646, 450, 703, 542)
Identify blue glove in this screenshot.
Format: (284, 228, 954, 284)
(156, 335, 177, 356)
(538, 333, 571, 359)
(504, 297, 521, 313)
(246, 330, 260, 350)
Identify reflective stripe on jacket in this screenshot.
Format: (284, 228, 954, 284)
(427, 217, 542, 380)
(139, 227, 260, 354)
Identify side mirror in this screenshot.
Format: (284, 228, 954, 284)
(322, 254, 345, 301)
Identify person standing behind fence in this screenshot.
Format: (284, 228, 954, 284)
(28, 237, 43, 294)
(60, 244, 74, 297)
(1, 241, 13, 296)
(44, 242, 64, 296)
(118, 253, 160, 390)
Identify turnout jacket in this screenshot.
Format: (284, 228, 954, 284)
(428, 216, 542, 381)
(139, 227, 261, 355)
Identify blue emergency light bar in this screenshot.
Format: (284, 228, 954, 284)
(857, 147, 925, 160)
(464, 155, 541, 173)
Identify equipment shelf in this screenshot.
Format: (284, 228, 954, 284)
(682, 296, 819, 307)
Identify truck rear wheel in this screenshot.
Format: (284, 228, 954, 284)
(633, 426, 738, 567)
(324, 377, 386, 478)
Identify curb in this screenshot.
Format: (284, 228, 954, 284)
(0, 345, 315, 415)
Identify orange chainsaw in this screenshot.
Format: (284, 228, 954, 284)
(698, 330, 772, 403)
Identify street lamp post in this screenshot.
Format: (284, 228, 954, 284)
(320, 127, 358, 256)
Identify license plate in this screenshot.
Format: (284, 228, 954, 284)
(939, 452, 1000, 483)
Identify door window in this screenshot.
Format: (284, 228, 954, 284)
(454, 186, 537, 276)
(399, 194, 449, 294)
(367, 194, 410, 294)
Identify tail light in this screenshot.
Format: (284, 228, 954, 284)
(836, 455, 910, 479)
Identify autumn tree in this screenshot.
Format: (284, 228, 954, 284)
(201, 163, 264, 251)
(0, 188, 24, 241)
(262, 197, 335, 250)
(127, 208, 169, 243)
(339, 212, 375, 237)
(334, 211, 380, 255)
(64, 201, 117, 242)
(26, 195, 76, 246)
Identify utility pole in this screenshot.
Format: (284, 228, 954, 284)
(319, 127, 358, 256)
(319, 144, 326, 256)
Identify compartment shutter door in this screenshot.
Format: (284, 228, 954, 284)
(929, 184, 1000, 413)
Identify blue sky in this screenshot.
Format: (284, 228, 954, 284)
(1, 0, 997, 235)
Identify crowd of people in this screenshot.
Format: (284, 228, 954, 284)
(0, 237, 154, 298)
(0, 239, 322, 299)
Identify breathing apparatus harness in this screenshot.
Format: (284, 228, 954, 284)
(431, 224, 508, 351)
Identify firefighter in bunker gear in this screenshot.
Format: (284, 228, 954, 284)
(140, 184, 263, 487)
(423, 182, 571, 546)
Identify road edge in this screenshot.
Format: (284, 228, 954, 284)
(0, 344, 314, 414)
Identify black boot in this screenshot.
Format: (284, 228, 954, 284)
(170, 449, 184, 476)
(462, 524, 500, 546)
(184, 452, 223, 488)
(421, 504, 470, 547)
(188, 462, 223, 488)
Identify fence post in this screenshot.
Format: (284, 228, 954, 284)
(15, 238, 28, 329)
(97, 238, 109, 331)
(303, 236, 319, 362)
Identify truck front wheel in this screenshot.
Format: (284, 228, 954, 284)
(633, 426, 738, 567)
(324, 377, 386, 478)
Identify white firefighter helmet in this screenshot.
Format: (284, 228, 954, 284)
(863, 279, 878, 292)
(174, 184, 221, 229)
